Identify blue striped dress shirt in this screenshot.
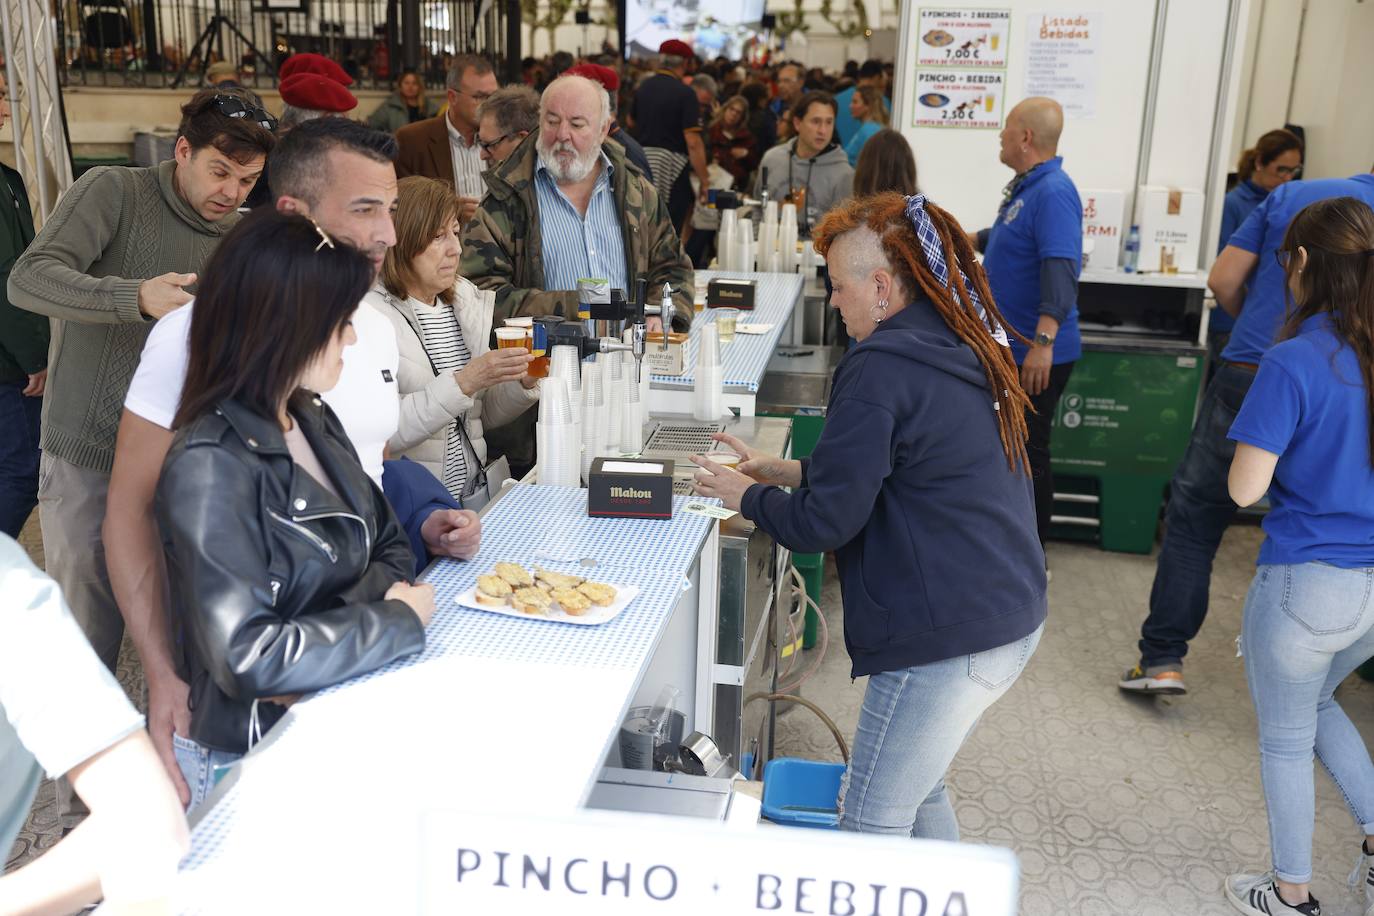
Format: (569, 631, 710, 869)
(535, 153, 629, 316)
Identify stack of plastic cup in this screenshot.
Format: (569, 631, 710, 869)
(736, 217, 754, 272)
(693, 323, 725, 421)
(581, 358, 604, 483)
(718, 209, 739, 271)
(606, 347, 625, 453)
(758, 204, 778, 274)
(621, 350, 644, 455)
(549, 344, 581, 426)
(535, 377, 579, 487)
(779, 204, 799, 273)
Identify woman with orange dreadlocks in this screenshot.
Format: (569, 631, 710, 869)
(692, 192, 1048, 839)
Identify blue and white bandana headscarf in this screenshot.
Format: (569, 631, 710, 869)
(903, 194, 1010, 348)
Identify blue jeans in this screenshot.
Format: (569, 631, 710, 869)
(1138, 364, 1256, 667)
(0, 379, 42, 538)
(838, 623, 1044, 838)
(1243, 562, 1374, 884)
(172, 734, 243, 814)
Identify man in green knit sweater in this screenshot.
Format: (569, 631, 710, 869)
(7, 87, 274, 722)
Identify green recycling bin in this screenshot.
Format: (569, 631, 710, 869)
(1049, 342, 1206, 554)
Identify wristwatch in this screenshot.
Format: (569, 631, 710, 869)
(1034, 332, 1056, 347)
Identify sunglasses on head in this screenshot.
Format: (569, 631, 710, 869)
(213, 94, 278, 132)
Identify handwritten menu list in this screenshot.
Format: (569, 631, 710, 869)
(1024, 12, 1102, 119)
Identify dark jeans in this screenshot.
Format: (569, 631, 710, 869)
(1138, 363, 1256, 667)
(667, 169, 694, 235)
(1025, 361, 1075, 548)
(0, 379, 41, 537)
(685, 228, 715, 269)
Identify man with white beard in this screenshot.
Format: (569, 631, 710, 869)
(460, 74, 693, 332)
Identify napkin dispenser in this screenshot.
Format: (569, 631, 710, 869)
(588, 457, 673, 519)
(706, 278, 757, 310)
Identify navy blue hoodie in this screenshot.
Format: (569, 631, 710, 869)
(741, 300, 1048, 677)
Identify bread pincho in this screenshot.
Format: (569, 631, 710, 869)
(510, 587, 552, 615)
(495, 562, 534, 588)
(551, 587, 592, 616)
(577, 581, 617, 606)
(475, 574, 513, 606)
(535, 566, 585, 590)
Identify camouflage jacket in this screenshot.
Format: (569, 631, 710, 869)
(459, 129, 693, 329)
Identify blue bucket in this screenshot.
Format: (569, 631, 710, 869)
(761, 757, 846, 830)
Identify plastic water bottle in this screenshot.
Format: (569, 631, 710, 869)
(1123, 225, 1140, 273)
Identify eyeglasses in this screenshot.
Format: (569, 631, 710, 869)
(1275, 164, 1303, 178)
(309, 217, 335, 253)
(452, 88, 495, 103)
(213, 94, 277, 132)
(477, 132, 513, 154)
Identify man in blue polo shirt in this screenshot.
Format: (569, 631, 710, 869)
(973, 96, 1082, 556)
(1119, 167, 1374, 697)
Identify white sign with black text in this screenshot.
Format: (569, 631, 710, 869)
(916, 8, 1012, 69)
(421, 808, 1018, 914)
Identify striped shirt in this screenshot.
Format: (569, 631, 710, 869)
(535, 152, 628, 324)
(446, 117, 486, 199)
(412, 299, 478, 500)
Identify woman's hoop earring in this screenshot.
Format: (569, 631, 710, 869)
(870, 299, 890, 323)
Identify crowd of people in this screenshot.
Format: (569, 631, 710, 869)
(0, 39, 1373, 916)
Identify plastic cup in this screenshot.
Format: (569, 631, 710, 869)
(715, 308, 739, 342)
(496, 327, 528, 350)
(706, 451, 741, 471)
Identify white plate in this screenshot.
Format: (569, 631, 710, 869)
(454, 582, 640, 626)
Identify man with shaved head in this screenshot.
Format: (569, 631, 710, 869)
(971, 96, 1083, 565)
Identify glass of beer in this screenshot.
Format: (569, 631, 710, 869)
(715, 308, 739, 343)
(527, 318, 554, 379)
(495, 327, 528, 351)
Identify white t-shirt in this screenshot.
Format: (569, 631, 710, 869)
(0, 536, 145, 858)
(123, 299, 400, 487)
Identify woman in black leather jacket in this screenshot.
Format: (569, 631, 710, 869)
(156, 212, 436, 810)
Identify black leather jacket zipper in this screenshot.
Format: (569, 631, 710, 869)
(267, 509, 338, 563)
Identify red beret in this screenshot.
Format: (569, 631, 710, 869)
(278, 52, 353, 87)
(565, 62, 619, 93)
(658, 39, 695, 60)
(279, 73, 358, 113)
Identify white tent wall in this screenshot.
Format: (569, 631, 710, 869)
(889, 0, 1246, 273)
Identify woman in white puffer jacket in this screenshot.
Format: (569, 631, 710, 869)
(367, 176, 538, 506)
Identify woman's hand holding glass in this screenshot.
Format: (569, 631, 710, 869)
(455, 348, 533, 396)
(710, 432, 802, 487)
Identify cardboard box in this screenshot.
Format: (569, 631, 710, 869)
(707, 278, 757, 310)
(587, 458, 674, 519)
(1080, 189, 1124, 272)
(1137, 186, 1204, 274)
(642, 332, 688, 376)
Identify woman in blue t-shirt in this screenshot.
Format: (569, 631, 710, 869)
(1225, 196, 1374, 916)
(1210, 129, 1304, 354)
(843, 86, 886, 167)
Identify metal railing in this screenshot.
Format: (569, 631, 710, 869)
(57, 0, 511, 90)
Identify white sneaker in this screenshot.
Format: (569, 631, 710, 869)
(1225, 871, 1321, 915)
(1346, 841, 1374, 916)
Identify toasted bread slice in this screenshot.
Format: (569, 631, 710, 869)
(577, 581, 617, 606)
(551, 587, 592, 616)
(475, 575, 513, 606)
(535, 566, 585, 590)
(510, 587, 552, 615)
(494, 562, 534, 588)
